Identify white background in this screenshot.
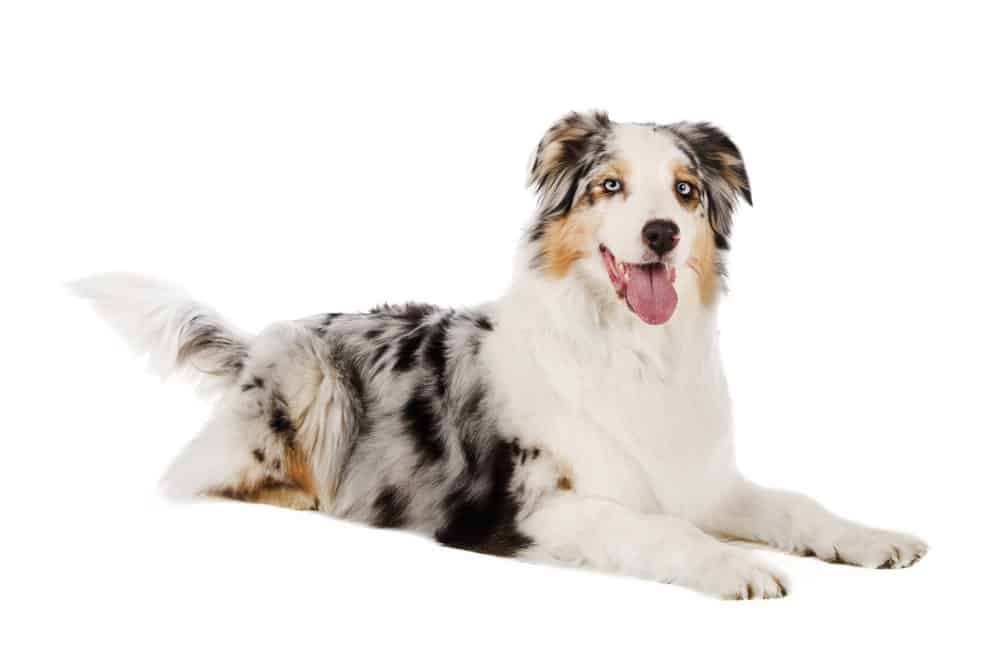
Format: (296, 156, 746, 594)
(2, 1, 998, 664)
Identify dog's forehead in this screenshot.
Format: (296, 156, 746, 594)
(611, 123, 689, 173)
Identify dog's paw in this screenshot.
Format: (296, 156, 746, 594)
(799, 527, 928, 569)
(678, 547, 789, 600)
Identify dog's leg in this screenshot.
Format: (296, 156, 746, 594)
(160, 321, 350, 513)
(161, 409, 321, 512)
(518, 494, 789, 599)
(698, 480, 927, 568)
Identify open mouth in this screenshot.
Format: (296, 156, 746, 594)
(599, 245, 678, 325)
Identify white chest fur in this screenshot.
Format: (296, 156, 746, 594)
(484, 269, 739, 521)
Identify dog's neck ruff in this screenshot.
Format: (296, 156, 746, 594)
(501, 247, 720, 371)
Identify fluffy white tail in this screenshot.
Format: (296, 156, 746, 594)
(70, 273, 249, 389)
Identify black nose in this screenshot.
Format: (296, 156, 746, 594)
(642, 219, 680, 256)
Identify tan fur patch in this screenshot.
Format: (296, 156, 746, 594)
(540, 160, 629, 278)
(540, 214, 588, 277)
(556, 475, 573, 491)
(672, 161, 702, 211)
(284, 446, 317, 498)
(536, 124, 593, 173)
(589, 159, 631, 202)
(711, 151, 748, 192)
(252, 483, 320, 511)
(687, 217, 719, 306)
(212, 442, 319, 511)
(214, 478, 318, 512)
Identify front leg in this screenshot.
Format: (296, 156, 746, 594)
(518, 494, 789, 600)
(698, 480, 928, 569)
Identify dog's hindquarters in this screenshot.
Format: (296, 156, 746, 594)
(72, 274, 351, 510)
(72, 276, 569, 554)
(161, 318, 363, 510)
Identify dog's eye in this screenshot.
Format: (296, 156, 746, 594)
(676, 181, 694, 197)
(602, 178, 622, 193)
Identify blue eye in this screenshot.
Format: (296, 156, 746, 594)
(602, 178, 622, 193)
(676, 181, 694, 197)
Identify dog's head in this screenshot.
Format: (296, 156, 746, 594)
(526, 111, 751, 325)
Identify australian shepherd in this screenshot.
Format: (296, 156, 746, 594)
(73, 111, 926, 599)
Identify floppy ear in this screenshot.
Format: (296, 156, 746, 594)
(528, 110, 613, 225)
(668, 122, 751, 250)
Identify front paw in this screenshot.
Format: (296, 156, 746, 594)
(800, 527, 928, 569)
(678, 547, 790, 600)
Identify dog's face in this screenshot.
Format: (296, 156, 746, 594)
(527, 112, 751, 325)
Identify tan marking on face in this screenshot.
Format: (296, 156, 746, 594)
(540, 213, 589, 277)
(672, 160, 702, 211)
(556, 475, 573, 491)
(540, 160, 629, 277)
(687, 216, 719, 306)
(588, 159, 631, 202)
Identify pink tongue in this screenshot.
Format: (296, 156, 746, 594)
(625, 264, 678, 325)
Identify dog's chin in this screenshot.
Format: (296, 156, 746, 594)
(599, 244, 678, 326)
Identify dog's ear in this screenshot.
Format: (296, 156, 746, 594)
(529, 111, 613, 221)
(669, 122, 751, 249)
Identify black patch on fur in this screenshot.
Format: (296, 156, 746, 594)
(270, 408, 293, 436)
(402, 303, 436, 323)
(527, 220, 547, 243)
(458, 437, 478, 473)
(370, 343, 390, 368)
(177, 315, 247, 376)
(424, 315, 452, 397)
(393, 325, 427, 373)
(337, 346, 373, 440)
(474, 315, 493, 331)
(401, 391, 446, 465)
(314, 313, 343, 337)
(372, 486, 408, 528)
(241, 376, 265, 392)
(268, 394, 295, 448)
(371, 302, 437, 324)
(216, 487, 246, 501)
(252, 448, 265, 463)
(434, 438, 533, 557)
(364, 328, 383, 340)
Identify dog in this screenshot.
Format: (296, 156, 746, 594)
(73, 111, 927, 599)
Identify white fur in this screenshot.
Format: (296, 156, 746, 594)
(70, 272, 248, 393)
